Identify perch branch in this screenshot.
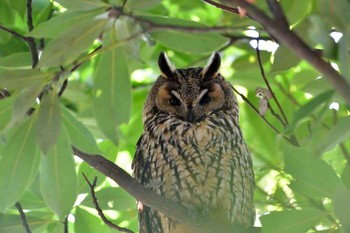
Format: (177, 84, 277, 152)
(82, 173, 134, 233)
(73, 147, 260, 233)
(15, 202, 32, 233)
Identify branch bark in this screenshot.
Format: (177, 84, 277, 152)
(72, 147, 261, 233)
(233, 0, 350, 104)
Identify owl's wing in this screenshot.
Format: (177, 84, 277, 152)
(132, 135, 161, 233)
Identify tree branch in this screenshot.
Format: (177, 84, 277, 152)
(72, 147, 261, 233)
(26, 0, 39, 68)
(15, 202, 32, 233)
(233, 0, 350, 104)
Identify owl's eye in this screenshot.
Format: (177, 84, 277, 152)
(169, 96, 181, 106)
(199, 94, 211, 105)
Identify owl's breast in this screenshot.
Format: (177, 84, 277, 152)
(141, 112, 255, 228)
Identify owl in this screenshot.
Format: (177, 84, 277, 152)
(132, 51, 255, 233)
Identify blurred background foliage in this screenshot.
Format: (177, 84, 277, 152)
(0, 0, 350, 232)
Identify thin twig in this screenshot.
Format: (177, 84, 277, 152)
(0, 25, 27, 41)
(82, 173, 134, 233)
(201, 0, 239, 14)
(26, 0, 39, 67)
(15, 202, 32, 233)
(255, 39, 289, 126)
(64, 215, 69, 233)
(230, 84, 292, 143)
(267, 102, 287, 127)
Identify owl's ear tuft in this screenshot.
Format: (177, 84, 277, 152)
(201, 51, 221, 80)
(158, 52, 175, 78)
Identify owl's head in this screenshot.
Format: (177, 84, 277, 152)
(144, 52, 237, 123)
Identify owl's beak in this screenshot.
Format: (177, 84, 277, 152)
(187, 106, 196, 123)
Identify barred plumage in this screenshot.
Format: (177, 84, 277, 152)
(132, 52, 255, 233)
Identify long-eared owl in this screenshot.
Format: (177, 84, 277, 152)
(132, 52, 255, 233)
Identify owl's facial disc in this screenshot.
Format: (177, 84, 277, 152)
(155, 82, 225, 123)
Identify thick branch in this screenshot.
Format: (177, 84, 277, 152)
(234, 0, 350, 104)
(72, 147, 260, 233)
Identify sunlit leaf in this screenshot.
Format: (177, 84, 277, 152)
(317, 116, 350, 154)
(0, 96, 14, 132)
(261, 209, 327, 233)
(38, 17, 108, 68)
(271, 46, 300, 72)
(126, 0, 161, 10)
(11, 83, 43, 127)
(40, 126, 77, 219)
(318, 0, 350, 30)
(281, 0, 312, 25)
(55, 0, 107, 11)
(334, 186, 350, 232)
(338, 32, 350, 81)
(141, 15, 228, 54)
(285, 90, 334, 134)
(75, 206, 110, 233)
(61, 105, 99, 154)
(36, 89, 61, 154)
(0, 69, 47, 90)
(93, 30, 131, 144)
(0, 117, 40, 212)
(284, 144, 342, 198)
(28, 9, 105, 38)
(0, 52, 32, 69)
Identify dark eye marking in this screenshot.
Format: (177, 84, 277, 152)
(169, 94, 181, 106)
(199, 93, 211, 105)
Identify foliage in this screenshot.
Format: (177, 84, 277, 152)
(0, 0, 350, 232)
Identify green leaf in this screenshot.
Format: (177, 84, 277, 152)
(11, 83, 43, 127)
(261, 209, 327, 233)
(0, 117, 40, 212)
(338, 32, 350, 81)
(281, 1, 312, 25)
(40, 126, 77, 219)
(141, 15, 228, 54)
(93, 31, 131, 144)
(28, 9, 105, 38)
(36, 89, 61, 154)
(0, 69, 47, 90)
(0, 52, 32, 69)
(0, 96, 14, 132)
(61, 105, 99, 154)
(285, 90, 334, 134)
(317, 117, 350, 154)
(55, 0, 108, 11)
(75, 206, 110, 233)
(284, 144, 342, 198)
(318, 0, 350, 30)
(334, 187, 350, 232)
(126, 0, 161, 10)
(271, 45, 300, 72)
(38, 17, 108, 68)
